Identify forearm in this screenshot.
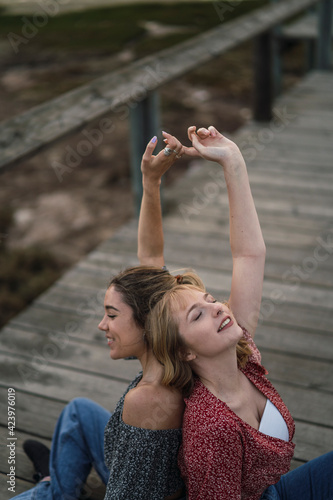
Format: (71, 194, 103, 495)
(221, 148, 266, 259)
(137, 177, 164, 267)
(137, 131, 184, 267)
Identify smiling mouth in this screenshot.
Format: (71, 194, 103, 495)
(217, 317, 232, 332)
(106, 336, 115, 345)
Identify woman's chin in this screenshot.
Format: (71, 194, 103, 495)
(109, 350, 120, 360)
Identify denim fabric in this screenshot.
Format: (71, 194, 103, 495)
(12, 398, 110, 500)
(261, 451, 333, 500)
(260, 484, 282, 500)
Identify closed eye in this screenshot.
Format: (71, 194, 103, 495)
(194, 311, 202, 321)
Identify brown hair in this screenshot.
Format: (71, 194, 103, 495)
(108, 266, 204, 333)
(146, 283, 252, 397)
(108, 266, 175, 331)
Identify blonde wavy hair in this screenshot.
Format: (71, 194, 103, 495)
(146, 271, 252, 396)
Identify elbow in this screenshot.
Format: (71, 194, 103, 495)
(253, 241, 266, 264)
(252, 233, 266, 259)
(258, 240, 266, 259)
(231, 240, 266, 260)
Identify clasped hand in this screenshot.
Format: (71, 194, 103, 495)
(141, 126, 240, 184)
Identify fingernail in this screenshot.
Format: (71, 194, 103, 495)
(151, 136, 157, 143)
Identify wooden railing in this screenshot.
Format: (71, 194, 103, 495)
(0, 0, 332, 212)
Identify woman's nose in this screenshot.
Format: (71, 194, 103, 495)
(98, 315, 107, 331)
(213, 303, 223, 317)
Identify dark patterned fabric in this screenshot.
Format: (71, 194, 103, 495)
(104, 373, 185, 500)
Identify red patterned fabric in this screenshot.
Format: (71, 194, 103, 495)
(178, 329, 295, 500)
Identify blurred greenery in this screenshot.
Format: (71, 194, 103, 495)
(0, 1, 268, 57)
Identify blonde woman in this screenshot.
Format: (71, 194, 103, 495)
(147, 126, 333, 500)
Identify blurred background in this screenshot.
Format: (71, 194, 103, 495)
(0, 0, 306, 328)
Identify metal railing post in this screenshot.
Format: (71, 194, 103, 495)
(129, 91, 161, 216)
(253, 30, 274, 122)
(270, 0, 283, 97)
(317, 0, 333, 69)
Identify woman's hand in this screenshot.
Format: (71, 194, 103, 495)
(141, 131, 185, 187)
(184, 125, 241, 166)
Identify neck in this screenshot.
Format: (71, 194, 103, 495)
(137, 348, 164, 384)
(193, 348, 242, 400)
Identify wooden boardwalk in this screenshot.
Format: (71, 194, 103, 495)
(1, 70, 333, 499)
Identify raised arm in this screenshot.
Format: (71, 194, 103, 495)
(184, 126, 266, 336)
(137, 132, 184, 267)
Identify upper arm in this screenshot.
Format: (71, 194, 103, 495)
(228, 252, 266, 337)
(122, 386, 184, 430)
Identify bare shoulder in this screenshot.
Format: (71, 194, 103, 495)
(122, 383, 184, 430)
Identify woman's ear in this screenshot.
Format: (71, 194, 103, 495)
(180, 349, 196, 362)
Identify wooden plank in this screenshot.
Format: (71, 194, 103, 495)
(292, 422, 333, 462)
(163, 217, 330, 246)
(88, 247, 333, 288)
(259, 302, 333, 334)
(261, 351, 333, 391)
(99, 223, 333, 264)
(167, 180, 333, 207)
(87, 242, 333, 289)
(0, 325, 141, 382)
(0, 386, 66, 438)
(255, 324, 333, 361)
(0, 352, 130, 410)
(272, 381, 333, 427)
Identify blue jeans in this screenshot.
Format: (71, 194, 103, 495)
(260, 451, 333, 500)
(12, 398, 110, 500)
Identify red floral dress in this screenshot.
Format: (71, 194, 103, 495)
(178, 330, 295, 500)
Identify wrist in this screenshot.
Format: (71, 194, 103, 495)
(217, 146, 245, 171)
(142, 176, 162, 190)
